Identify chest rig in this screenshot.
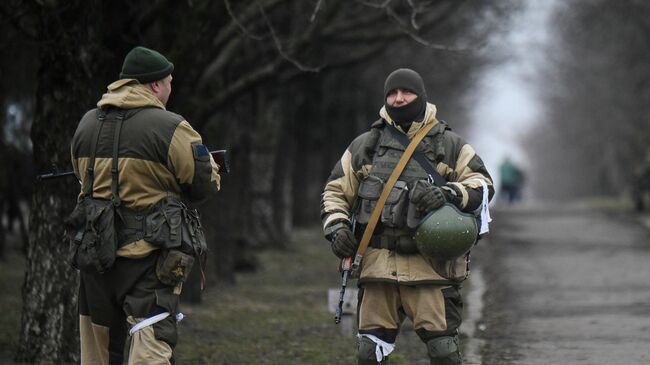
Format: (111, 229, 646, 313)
(355, 120, 448, 246)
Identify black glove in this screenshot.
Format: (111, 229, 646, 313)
(410, 180, 447, 214)
(330, 226, 359, 259)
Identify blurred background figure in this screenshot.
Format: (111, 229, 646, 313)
(498, 157, 525, 205)
(633, 149, 650, 212)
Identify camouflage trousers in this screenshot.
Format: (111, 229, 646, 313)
(78, 251, 179, 365)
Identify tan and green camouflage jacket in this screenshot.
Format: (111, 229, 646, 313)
(321, 103, 494, 284)
(70, 79, 220, 258)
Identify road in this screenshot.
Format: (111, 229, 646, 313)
(468, 204, 650, 364)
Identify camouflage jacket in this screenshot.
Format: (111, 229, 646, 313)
(320, 103, 494, 284)
(70, 79, 220, 258)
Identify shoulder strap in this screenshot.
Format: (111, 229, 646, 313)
(84, 110, 107, 198)
(83, 109, 126, 205)
(350, 121, 437, 272)
(111, 110, 126, 207)
(386, 122, 447, 186)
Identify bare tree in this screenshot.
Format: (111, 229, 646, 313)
(526, 0, 650, 199)
(1, 0, 507, 360)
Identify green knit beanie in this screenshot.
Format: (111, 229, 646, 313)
(120, 46, 174, 83)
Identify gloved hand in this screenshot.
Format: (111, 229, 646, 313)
(330, 225, 359, 259)
(410, 180, 447, 214)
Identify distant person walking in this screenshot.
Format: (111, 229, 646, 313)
(68, 46, 220, 364)
(633, 150, 650, 211)
(498, 157, 525, 204)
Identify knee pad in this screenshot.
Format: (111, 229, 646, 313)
(357, 336, 390, 365)
(426, 335, 461, 365)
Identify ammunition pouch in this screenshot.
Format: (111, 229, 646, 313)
(65, 198, 119, 274)
(380, 180, 409, 228)
(357, 176, 411, 230)
(145, 196, 208, 286)
(145, 197, 206, 252)
(356, 175, 383, 225)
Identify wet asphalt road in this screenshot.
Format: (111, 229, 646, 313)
(472, 204, 650, 364)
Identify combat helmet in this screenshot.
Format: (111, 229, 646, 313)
(414, 203, 478, 259)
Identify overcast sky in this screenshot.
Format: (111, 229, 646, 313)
(468, 1, 559, 191)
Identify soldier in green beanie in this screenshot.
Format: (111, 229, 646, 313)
(69, 46, 221, 364)
(321, 68, 494, 364)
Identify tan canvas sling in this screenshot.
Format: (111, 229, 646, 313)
(334, 120, 437, 323)
(347, 120, 438, 273)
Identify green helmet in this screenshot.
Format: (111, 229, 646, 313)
(414, 203, 478, 259)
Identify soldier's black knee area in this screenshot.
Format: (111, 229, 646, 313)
(426, 335, 461, 365)
(358, 336, 378, 363)
(153, 315, 178, 348)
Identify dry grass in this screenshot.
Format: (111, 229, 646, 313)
(0, 227, 436, 364)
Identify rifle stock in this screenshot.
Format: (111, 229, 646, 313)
(37, 149, 230, 181)
(210, 150, 230, 174)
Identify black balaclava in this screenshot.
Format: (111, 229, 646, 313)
(383, 68, 427, 130)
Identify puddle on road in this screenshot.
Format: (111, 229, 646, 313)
(461, 266, 487, 365)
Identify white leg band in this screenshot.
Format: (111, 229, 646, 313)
(129, 312, 184, 335)
(359, 334, 395, 362)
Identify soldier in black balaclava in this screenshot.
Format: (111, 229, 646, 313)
(383, 68, 428, 132)
(321, 68, 495, 365)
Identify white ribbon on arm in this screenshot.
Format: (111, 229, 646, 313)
(476, 179, 492, 234)
(129, 312, 185, 335)
(359, 334, 395, 362)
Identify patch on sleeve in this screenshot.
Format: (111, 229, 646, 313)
(192, 143, 210, 161)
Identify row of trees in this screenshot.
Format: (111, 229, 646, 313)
(524, 0, 650, 199)
(1, 0, 513, 362)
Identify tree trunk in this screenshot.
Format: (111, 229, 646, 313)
(16, 1, 110, 362)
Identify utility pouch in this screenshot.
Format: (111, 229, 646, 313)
(156, 249, 195, 286)
(380, 180, 409, 228)
(146, 196, 208, 287)
(430, 253, 471, 283)
(181, 207, 208, 259)
(65, 198, 118, 274)
(356, 175, 384, 225)
(144, 197, 184, 249)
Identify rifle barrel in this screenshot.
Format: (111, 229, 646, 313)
(36, 171, 76, 181)
(334, 269, 349, 324)
(36, 149, 230, 181)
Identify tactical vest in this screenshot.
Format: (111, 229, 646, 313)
(355, 120, 448, 246)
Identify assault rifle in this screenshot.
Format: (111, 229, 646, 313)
(334, 216, 357, 324)
(37, 149, 230, 181)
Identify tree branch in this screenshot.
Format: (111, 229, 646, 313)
(0, 2, 40, 41)
(384, 6, 469, 52)
(310, 0, 324, 22)
(257, 0, 321, 72)
(193, 59, 283, 127)
(356, 0, 393, 9)
(224, 0, 264, 40)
